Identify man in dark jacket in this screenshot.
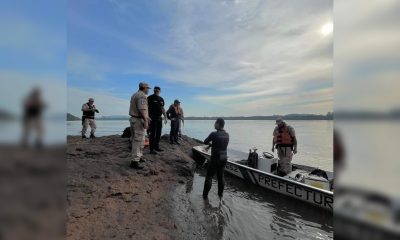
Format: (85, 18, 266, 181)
(147, 86, 167, 154)
(166, 99, 182, 145)
(202, 118, 230, 200)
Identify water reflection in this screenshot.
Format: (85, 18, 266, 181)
(189, 167, 333, 240)
(202, 199, 226, 239)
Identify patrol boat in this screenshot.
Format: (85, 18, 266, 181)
(192, 145, 334, 212)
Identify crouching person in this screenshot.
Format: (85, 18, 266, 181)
(202, 118, 230, 200)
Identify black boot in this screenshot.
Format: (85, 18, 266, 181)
(130, 161, 144, 169)
(150, 150, 157, 155)
(155, 148, 164, 152)
(82, 135, 87, 139)
(90, 133, 96, 139)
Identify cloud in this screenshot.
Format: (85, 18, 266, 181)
(68, 50, 112, 81)
(68, 0, 333, 115)
(335, 0, 400, 111)
(0, 1, 66, 119)
(0, 14, 65, 63)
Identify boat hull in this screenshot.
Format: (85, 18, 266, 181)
(192, 145, 333, 212)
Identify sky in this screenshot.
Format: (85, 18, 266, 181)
(67, 0, 333, 117)
(1, 1, 398, 119)
(334, 0, 400, 112)
(0, 0, 66, 116)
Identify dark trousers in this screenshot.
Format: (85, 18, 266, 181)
(203, 159, 227, 197)
(170, 120, 179, 143)
(149, 118, 162, 151)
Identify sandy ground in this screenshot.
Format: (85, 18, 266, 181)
(66, 134, 202, 240)
(0, 146, 65, 240)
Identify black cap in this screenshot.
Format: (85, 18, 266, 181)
(174, 99, 181, 104)
(154, 86, 161, 91)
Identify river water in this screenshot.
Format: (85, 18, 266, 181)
(67, 119, 333, 239)
(173, 170, 333, 240)
(67, 119, 333, 171)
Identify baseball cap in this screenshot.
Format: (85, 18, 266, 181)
(88, 98, 94, 102)
(154, 86, 161, 91)
(174, 99, 181, 104)
(275, 117, 283, 124)
(139, 82, 151, 89)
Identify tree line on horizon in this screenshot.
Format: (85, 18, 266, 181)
(67, 112, 335, 121)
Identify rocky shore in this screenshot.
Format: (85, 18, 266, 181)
(66, 134, 202, 240)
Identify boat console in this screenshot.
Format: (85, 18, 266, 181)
(237, 148, 279, 174)
(239, 148, 333, 191)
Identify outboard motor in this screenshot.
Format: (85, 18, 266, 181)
(309, 168, 329, 181)
(247, 148, 259, 168)
(306, 169, 331, 190)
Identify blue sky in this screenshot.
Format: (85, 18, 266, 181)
(1, 0, 398, 119)
(0, 0, 66, 116)
(67, 0, 333, 117)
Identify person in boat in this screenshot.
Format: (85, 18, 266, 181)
(202, 118, 230, 200)
(81, 97, 99, 139)
(147, 86, 167, 155)
(166, 99, 182, 145)
(129, 82, 151, 169)
(272, 117, 297, 175)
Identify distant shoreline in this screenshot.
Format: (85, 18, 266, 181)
(67, 113, 334, 121)
(67, 111, 400, 121)
(67, 118, 333, 121)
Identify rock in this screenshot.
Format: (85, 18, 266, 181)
(121, 127, 131, 138)
(122, 194, 132, 202)
(66, 134, 200, 239)
(110, 192, 122, 197)
(149, 168, 159, 175)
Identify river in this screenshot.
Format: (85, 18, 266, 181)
(68, 119, 333, 239)
(67, 120, 333, 171)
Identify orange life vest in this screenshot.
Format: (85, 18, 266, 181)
(273, 124, 294, 145)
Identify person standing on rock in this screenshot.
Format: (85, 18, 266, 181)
(129, 82, 151, 169)
(202, 118, 230, 200)
(147, 86, 167, 155)
(166, 99, 182, 145)
(81, 97, 99, 139)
